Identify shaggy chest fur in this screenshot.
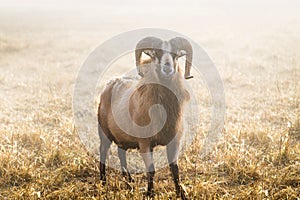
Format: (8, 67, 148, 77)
(129, 83, 184, 146)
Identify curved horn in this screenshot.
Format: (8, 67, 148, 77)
(169, 37, 193, 79)
(135, 37, 162, 77)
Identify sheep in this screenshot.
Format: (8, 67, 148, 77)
(97, 36, 193, 199)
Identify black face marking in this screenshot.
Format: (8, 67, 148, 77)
(154, 49, 163, 60)
(142, 41, 185, 78)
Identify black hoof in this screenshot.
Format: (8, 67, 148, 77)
(100, 176, 107, 185)
(177, 187, 188, 200)
(143, 190, 155, 199)
(180, 191, 187, 200)
(127, 175, 134, 183)
(122, 171, 134, 182)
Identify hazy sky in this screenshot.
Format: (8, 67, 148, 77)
(0, 0, 299, 33)
(1, 0, 300, 10)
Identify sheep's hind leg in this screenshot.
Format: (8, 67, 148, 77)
(117, 147, 134, 182)
(99, 132, 111, 184)
(167, 140, 187, 200)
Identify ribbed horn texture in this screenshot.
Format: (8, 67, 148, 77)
(169, 37, 193, 79)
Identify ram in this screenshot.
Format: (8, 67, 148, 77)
(97, 36, 193, 199)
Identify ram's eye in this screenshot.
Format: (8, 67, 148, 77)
(143, 50, 155, 57)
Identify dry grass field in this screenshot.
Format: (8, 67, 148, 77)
(0, 1, 299, 199)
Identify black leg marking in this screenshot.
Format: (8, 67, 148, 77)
(169, 163, 187, 200)
(167, 140, 187, 200)
(99, 130, 111, 184)
(169, 163, 180, 192)
(146, 164, 155, 197)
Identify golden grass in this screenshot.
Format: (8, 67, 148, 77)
(1, 102, 299, 199)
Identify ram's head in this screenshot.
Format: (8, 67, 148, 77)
(135, 37, 193, 80)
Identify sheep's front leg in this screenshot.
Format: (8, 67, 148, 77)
(167, 139, 186, 200)
(140, 142, 155, 197)
(118, 147, 133, 182)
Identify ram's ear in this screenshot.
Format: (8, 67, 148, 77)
(143, 49, 156, 58)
